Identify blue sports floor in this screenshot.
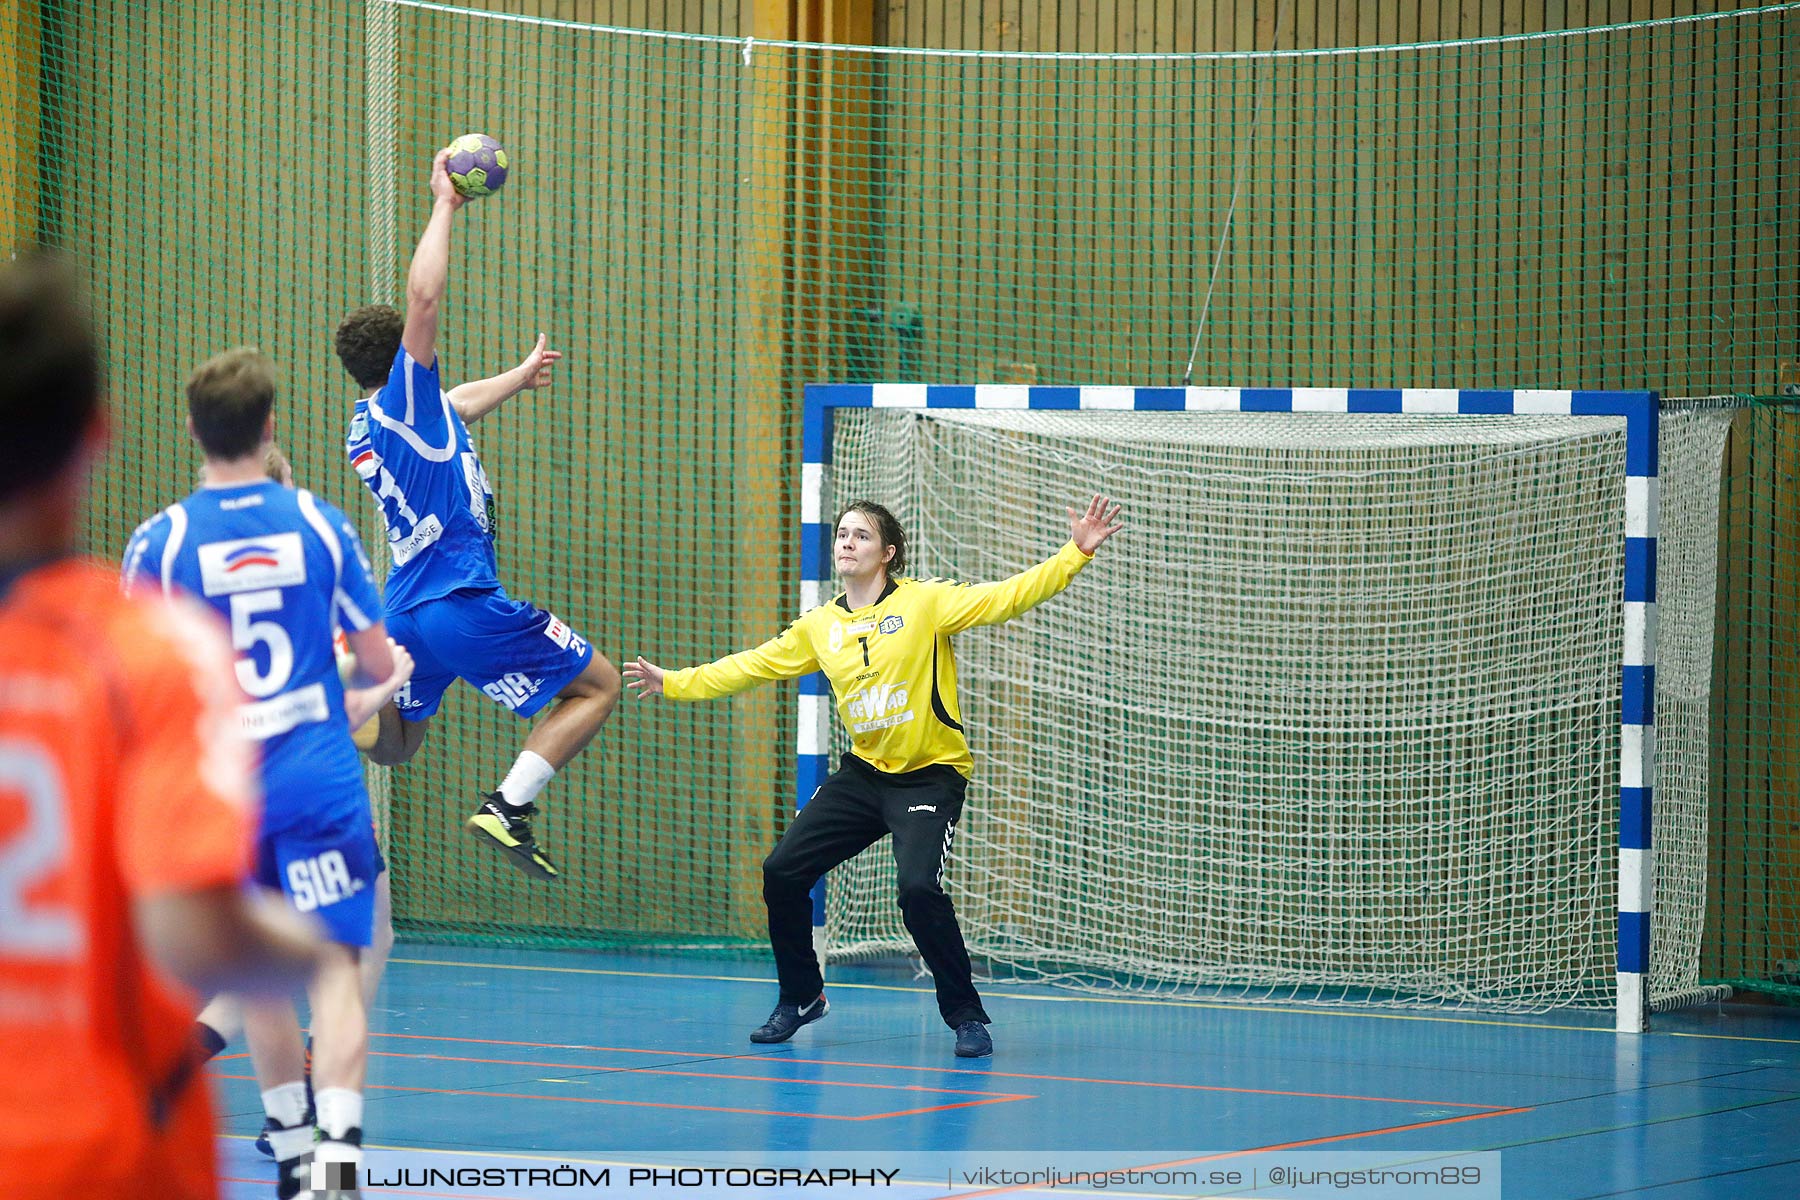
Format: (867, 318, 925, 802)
(214, 945, 1800, 1198)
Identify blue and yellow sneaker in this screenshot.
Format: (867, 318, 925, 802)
(466, 794, 559, 880)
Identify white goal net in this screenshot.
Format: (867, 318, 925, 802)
(821, 404, 1732, 1012)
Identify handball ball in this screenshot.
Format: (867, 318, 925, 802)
(445, 133, 509, 198)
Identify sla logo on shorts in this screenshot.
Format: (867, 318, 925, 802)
(287, 850, 364, 911)
(879, 614, 904, 634)
(483, 671, 545, 710)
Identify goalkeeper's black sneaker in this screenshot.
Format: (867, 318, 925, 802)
(749, 995, 829, 1044)
(953, 1020, 993, 1058)
(466, 794, 560, 880)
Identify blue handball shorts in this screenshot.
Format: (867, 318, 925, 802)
(254, 808, 383, 948)
(386, 586, 595, 722)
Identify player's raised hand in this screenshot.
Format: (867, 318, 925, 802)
(516, 333, 563, 391)
(1068, 494, 1124, 554)
(624, 656, 666, 700)
(428, 147, 467, 210)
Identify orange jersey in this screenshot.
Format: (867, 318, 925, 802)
(0, 559, 255, 1199)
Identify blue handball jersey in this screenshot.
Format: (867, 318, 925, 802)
(120, 481, 384, 835)
(346, 346, 499, 614)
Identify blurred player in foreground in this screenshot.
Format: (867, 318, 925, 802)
(626, 496, 1123, 1058)
(0, 252, 324, 1198)
(334, 148, 620, 881)
(123, 348, 412, 1196)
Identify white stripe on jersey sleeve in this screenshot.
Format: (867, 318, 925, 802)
(160, 504, 189, 596)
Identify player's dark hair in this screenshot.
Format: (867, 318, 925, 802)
(836, 500, 907, 576)
(187, 347, 276, 460)
(0, 251, 101, 507)
(335, 304, 405, 389)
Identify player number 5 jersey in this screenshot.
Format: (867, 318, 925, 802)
(120, 481, 383, 835)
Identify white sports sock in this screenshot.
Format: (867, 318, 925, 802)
(497, 750, 555, 808)
(314, 1086, 364, 1141)
(268, 1123, 316, 1163)
(261, 1080, 310, 1127)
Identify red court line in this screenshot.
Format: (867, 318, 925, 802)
(943, 1106, 1537, 1199)
(215, 1073, 1026, 1121)
(368, 1048, 1033, 1099)
(370, 1032, 1508, 1111)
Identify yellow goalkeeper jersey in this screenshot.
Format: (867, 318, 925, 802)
(664, 540, 1094, 777)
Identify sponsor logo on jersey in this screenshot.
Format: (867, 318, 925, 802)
(482, 671, 545, 711)
(846, 682, 914, 733)
(197, 532, 306, 596)
(879, 614, 904, 634)
(350, 448, 380, 479)
(462, 452, 497, 537)
(238, 682, 330, 741)
(829, 622, 845, 652)
(286, 849, 365, 912)
(348, 411, 369, 443)
(388, 513, 444, 566)
(219, 493, 265, 511)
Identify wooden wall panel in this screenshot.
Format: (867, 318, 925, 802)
(465, 0, 740, 34)
(0, 1, 41, 247)
(881, 0, 1765, 52)
(860, 0, 1790, 393)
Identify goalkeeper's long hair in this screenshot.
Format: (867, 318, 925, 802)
(836, 500, 905, 576)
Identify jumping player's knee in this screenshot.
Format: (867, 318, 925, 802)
(367, 711, 428, 766)
(593, 654, 622, 705)
(562, 654, 622, 712)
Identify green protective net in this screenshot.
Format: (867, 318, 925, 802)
(2, 2, 1796, 983)
(1710, 404, 1800, 1000)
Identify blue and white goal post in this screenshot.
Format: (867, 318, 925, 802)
(798, 383, 1659, 1034)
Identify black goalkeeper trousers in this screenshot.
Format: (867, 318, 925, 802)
(762, 752, 989, 1028)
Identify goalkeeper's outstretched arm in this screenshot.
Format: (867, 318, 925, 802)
(931, 494, 1126, 633)
(626, 621, 818, 702)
